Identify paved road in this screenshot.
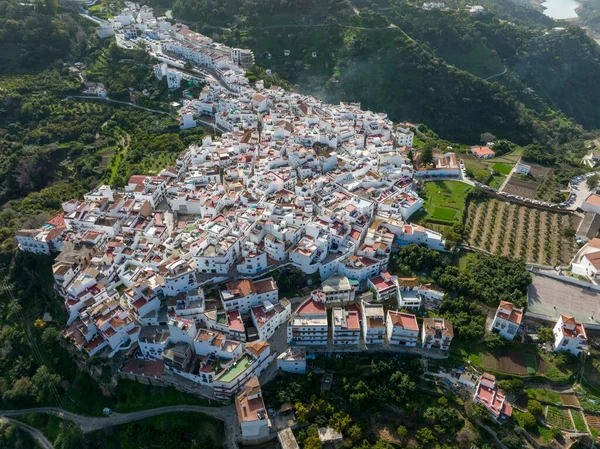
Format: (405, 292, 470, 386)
(0, 417, 54, 449)
(0, 405, 239, 448)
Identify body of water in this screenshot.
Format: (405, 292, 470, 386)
(541, 0, 581, 19)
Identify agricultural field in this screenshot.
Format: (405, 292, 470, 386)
(570, 409, 588, 433)
(482, 351, 530, 375)
(461, 148, 521, 188)
(417, 180, 471, 226)
(465, 199, 579, 266)
(546, 405, 574, 430)
(527, 389, 562, 404)
(586, 414, 600, 433)
(502, 163, 553, 198)
(560, 394, 580, 407)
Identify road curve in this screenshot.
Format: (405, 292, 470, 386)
(0, 417, 54, 449)
(0, 404, 234, 432)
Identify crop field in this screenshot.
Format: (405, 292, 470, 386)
(586, 414, 600, 432)
(465, 199, 579, 265)
(560, 394, 580, 407)
(482, 351, 528, 375)
(492, 162, 513, 175)
(546, 406, 574, 430)
(570, 409, 588, 433)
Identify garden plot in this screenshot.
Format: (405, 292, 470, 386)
(482, 351, 529, 375)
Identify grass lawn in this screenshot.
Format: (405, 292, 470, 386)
(418, 180, 470, 226)
(571, 409, 588, 432)
(492, 162, 513, 175)
(525, 353, 537, 375)
(546, 405, 573, 430)
(527, 388, 562, 405)
(430, 206, 457, 222)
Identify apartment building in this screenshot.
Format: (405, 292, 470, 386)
(386, 311, 419, 346)
(287, 293, 328, 346)
(422, 317, 453, 350)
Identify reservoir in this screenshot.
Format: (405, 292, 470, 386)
(541, 0, 581, 19)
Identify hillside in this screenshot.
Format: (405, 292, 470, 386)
(157, 0, 600, 147)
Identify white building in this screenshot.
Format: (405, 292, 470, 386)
(332, 306, 361, 345)
(235, 377, 270, 444)
(361, 301, 385, 344)
(386, 311, 419, 346)
(422, 317, 453, 350)
(287, 293, 328, 346)
(553, 315, 587, 356)
(277, 347, 307, 374)
(251, 299, 292, 342)
(490, 301, 523, 341)
(220, 277, 278, 314)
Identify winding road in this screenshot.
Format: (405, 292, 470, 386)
(0, 404, 239, 449)
(0, 417, 54, 449)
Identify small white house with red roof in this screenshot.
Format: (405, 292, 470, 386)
(553, 315, 588, 355)
(490, 301, 523, 341)
(473, 373, 512, 422)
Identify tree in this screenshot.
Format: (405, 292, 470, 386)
(184, 60, 194, 72)
(480, 132, 496, 143)
(329, 410, 352, 433)
(587, 174, 599, 191)
(501, 434, 524, 449)
(420, 146, 433, 165)
(294, 402, 309, 423)
(471, 403, 489, 422)
(518, 411, 536, 429)
(31, 365, 61, 403)
(527, 399, 543, 416)
(537, 326, 554, 343)
(484, 332, 506, 351)
(348, 424, 361, 440)
(416, 427, 436, 447)
(34, 318, 47, 329)
(498, 378, 524, 395)
(396, 425, 407, 439)
(41, 326, 60, 346)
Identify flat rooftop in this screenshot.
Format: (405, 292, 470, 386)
(527, 273, 600, 326)
(217, 354, 253, 383)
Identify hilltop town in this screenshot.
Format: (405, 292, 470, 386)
(7, 2, 600, 448)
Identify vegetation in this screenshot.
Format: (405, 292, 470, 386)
(466, 199, 578, 266)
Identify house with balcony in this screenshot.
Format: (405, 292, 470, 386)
(220, 277, 278, 314)
(422, 317, 453, 350)
(287, 293, 328, 346)
(386, 311, 419, 346)
(473, 373, 513, 423)
(212, 341, 273, 399)
(553, 315, 588, 355)
(332, 305, 361, 345)
(490, 301, 523, 341)
(251, 299, 292, 341)
(361, 301, 385, 344)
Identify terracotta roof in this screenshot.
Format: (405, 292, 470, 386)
(246, 341, 270, 356)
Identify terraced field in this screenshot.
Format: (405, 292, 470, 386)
(465, 199, 579, 265)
